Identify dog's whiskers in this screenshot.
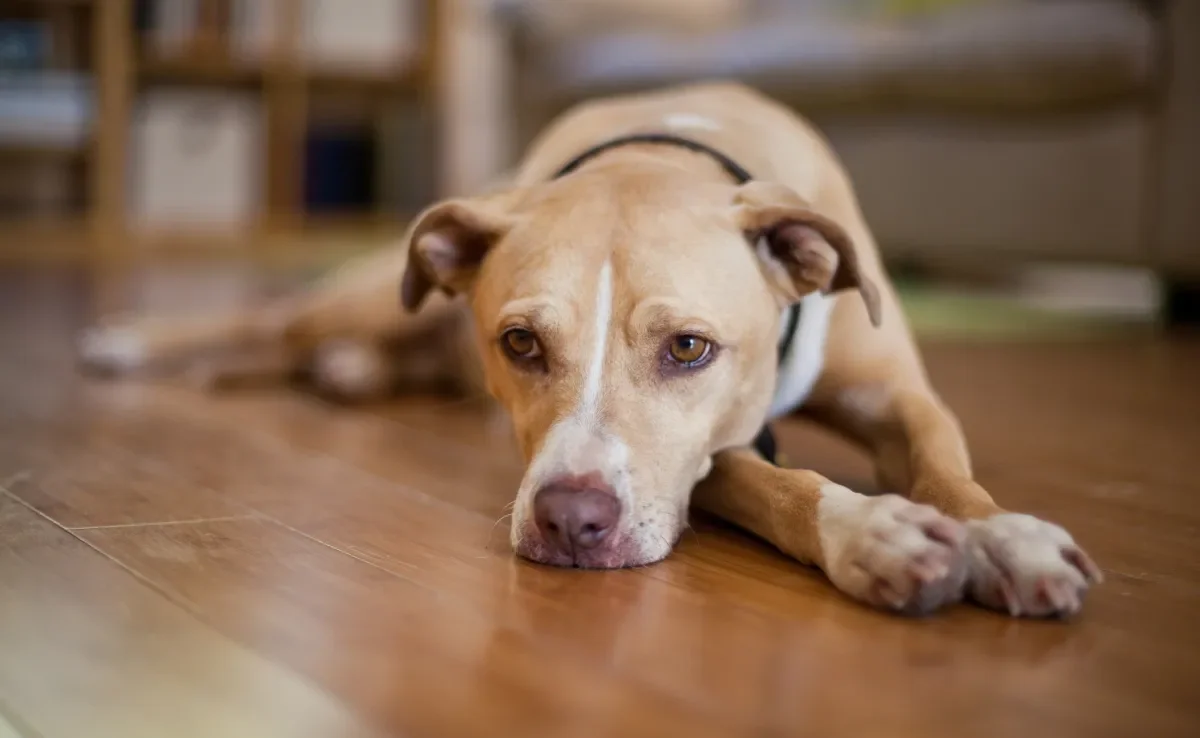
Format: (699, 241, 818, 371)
(481, 512, 514, 557)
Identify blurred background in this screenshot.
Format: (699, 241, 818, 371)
(0, 0, 1196, 335)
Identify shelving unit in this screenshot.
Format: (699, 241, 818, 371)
(0, 0, 93, 229)
(1, 0, 446, 259)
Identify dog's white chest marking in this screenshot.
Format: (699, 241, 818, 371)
(662, 113, 721, 132)
(769, 291, 833, 418)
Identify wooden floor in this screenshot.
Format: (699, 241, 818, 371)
(1, 267, 1199, 738)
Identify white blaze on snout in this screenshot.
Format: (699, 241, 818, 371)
(581, 260, 613, 418)
(513, 261, 630, 543)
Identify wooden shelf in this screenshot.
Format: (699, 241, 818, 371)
(1, 0, 94, 7)
(0, 216, 407, 267)
(0, 140, 90, 158)
(307, 63, 427, 93)
(138, 57, 426, 91)
(138, 55, 265, 85)
(0, 0, 447, 245)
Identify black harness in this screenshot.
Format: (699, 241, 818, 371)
(552, 133, 798, 465)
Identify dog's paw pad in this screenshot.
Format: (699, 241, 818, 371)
(966, 513, 1101, 618)
(826, 493, 968, 615)
(78, 325, 146, 374)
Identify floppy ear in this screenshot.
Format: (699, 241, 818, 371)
(400, 191, 519, 312)
(733, 181, 882, 327)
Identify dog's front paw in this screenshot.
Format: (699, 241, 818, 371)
(821, 492, 968, 615)
(965, 513, 1103, 618)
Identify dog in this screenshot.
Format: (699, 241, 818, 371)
(80, 82, 1101, 617)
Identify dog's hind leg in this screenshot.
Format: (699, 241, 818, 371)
(78, 300, 297, 377)
(78, 245, 461, 386)
(185, 342, 299, 390)
(187, 336, 405, 402)
(309, 338, 400, 401)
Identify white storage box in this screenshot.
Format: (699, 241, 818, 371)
(0, 73, 92, 148)
(301, 0, 419, 71)
(130, 90, 263, 232)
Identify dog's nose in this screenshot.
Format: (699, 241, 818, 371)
(533, 481, 621, 555)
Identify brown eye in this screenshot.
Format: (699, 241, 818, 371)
(501, 328, 543, 361)
(667, 334, 711, 366)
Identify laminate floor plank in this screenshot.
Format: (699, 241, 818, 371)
(0, 496, 384, 738)
(78, 517, 752, 738)
(0, 373, 252, 528)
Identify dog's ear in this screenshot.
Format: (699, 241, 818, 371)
(400, 190, 519, 311)
(733, 181, 881, 327)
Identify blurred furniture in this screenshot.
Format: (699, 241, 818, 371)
(488, 0, 1200, 280)
(0, 0, 444, 255)
(129, 89, 262, 230)
(0, 2, 92, 222)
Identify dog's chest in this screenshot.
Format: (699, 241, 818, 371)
(768, 292, 833, 418)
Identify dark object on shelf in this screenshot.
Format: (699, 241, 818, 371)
(0, 21, 50, 72)
(1164, 279, 1200, 330)
(303, 123, 378, 214)
(134, 0, 156, 38)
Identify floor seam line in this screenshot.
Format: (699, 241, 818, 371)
(67, 515, 253, 531)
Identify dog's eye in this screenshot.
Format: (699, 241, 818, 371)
(501, 328, 543, 361)
(667, 334, 712, 367)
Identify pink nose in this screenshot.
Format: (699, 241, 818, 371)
(533, 480, 621, 555)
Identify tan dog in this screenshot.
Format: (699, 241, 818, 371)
(81, 83, 1101, 617)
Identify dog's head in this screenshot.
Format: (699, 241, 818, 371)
(401, 163, 879, 567)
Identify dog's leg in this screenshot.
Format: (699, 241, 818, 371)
(79, 247, 462, 386)
(805, 382, 1103, 617)
(180, 337, 400, 402)
(186, 343, 298, 390)
(310, 338, 401, 401)
(693, 448, 968, 614)
(79, 302, 296, 375)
